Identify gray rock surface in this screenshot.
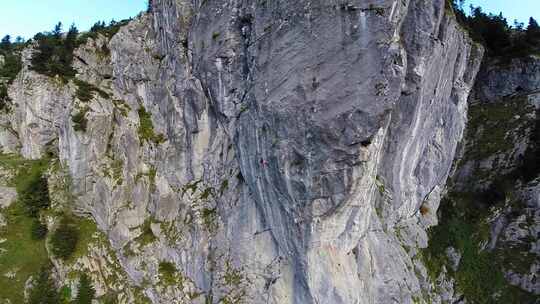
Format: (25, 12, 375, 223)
(0, 1, 485, 303)
(472, 56, 540, 103)
(0, 186, 16, 209)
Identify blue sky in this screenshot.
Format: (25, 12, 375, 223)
(464, 0, 539, 25)
(0, 0, 146, 39)
(0, 1, 538, 40)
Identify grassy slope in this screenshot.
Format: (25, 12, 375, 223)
(0, 154, 50, 303)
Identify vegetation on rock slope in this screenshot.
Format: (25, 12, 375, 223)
(0, 154, 50, 302)
(29, 20, 130, 80)
(0, 36, 23, 109)
(422, 95, 539, 303)
(0, 15, 142, 304)
(0, 153, 104, 302)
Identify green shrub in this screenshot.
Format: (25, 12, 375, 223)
(30, 219, 48, 240)
(0, 51, 22, 84)
(135, 218, 156, 245)
(0, 84, 9, 109)
(158, 261, 177, 285)
(75, 80, 95, 102)
(17, 174, 50, 218)
(27, 265, 60, 304)
(72, 79, 112, 133)
(137, 105, 165, 144)
(74, 79, 109, 102)
(74, 273, 95, 304)
(72, 107, 89, 132)
(50, 217, 79, 260)
(59, 285, 72, 303)
(423, 187, 532, 303)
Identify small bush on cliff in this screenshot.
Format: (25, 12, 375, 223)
(17, 171, 50, 218)
(75, 80, 95, 102)
(0, 85, 9, 109)
(71, 79, 110, 132)
(137, 105, 165, 145)
(74, 79, 109, 101)
(50, 216, 79, 260)
(72, 107, 89, 132)
(27, 265, 61, 304)
(30, 219, 48, 240)
(74, 273, 96, 304)
(158, 261, 177, 285)
(135, 218, 157, 245)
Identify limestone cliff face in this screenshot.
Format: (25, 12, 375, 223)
(0, 1, 484, 303)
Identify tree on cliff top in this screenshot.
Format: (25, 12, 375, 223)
(30, 22, 78, 79)
(0, 35, 11, 51)
(450, 1, 540, 58)
(526, 17, 540, 46)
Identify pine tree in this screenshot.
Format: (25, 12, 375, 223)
(90, 21, 106, 32)
(65, 23, 79, 50)
(526, 17, 540, 47)
(60, 23, 79, 74)
(0, 85, 9, 108)
(30, 218, 48, 240)
(27, 266, 60, 304)
(50, 217, 79, 260)
(74, 273, 96, 304)
(0, 35, 11, 51)
(19, 175, 50, 217)
(30, 32, 55, 74)
(52, 22, 63, 39)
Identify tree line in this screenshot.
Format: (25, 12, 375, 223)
(451, 0, 540, 58)
(0, 19, 130, 84)
(30, 19, 129, 80)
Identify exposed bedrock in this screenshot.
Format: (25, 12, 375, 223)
(0, 1, 484, 303)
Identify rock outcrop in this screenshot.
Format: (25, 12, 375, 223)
(0, 1, 492, 303)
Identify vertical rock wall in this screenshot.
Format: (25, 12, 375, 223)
(0, 1, 484, 303)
